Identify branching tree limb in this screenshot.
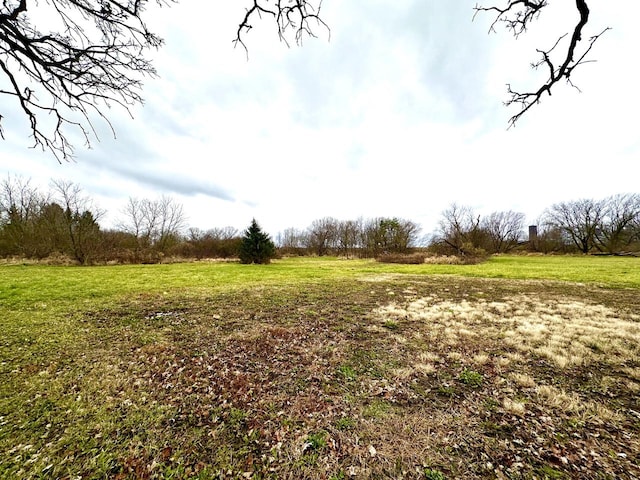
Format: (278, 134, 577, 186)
(474, 0, 609, 126)
(234, 0, 329, 53)
(0, 0, 173, 161)
(1, 1, 615, 160)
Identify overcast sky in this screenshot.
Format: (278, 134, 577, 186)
(2, 1, 639, 238)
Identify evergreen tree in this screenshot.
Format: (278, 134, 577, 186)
(239, 219, 276, 264)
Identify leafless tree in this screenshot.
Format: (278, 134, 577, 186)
(154, 195, 186, 250)
(0, 174, 46, 226)
(50, 179, 104, 263)
(207, 226, 239, 241)
(120, 195, 186, 253)
(596, 193, 640, 253)
(336, 219, 362, 258)
(185, 226, 240, 258)
(436, 203, 485, 255)
(544, 198, 604, 254)
(1, 0, 173, 160)
(359, 218, 379, 258)
(306, 217, 338, 256)
(3, 0, 613, 158)
(482, 210, 525, 253)
(121, 197, 149, 246)
(276, 227, 307, 255)
(474, 0, 609, 126)
(0, 174, 48, 255)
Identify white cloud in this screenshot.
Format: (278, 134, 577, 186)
(1, 0, 639, 236)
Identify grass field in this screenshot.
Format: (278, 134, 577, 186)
(1, 255, 639, 479)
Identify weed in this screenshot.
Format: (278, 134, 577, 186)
(362, 400, 391, 419)
(535, 465, 568, 478)
(502, 398, 526, 416)
(483, 398, 500, 412)
(337, 364, 357, 381)
(304, 431, 327, 452)
(437, 385, 456, 397)
(383, 320, 400, 331)
(458, 369, 483, 388)
(424, 467, 446, 480)
(480, 421, 514, 438)
(335, 416, 356, 431)
(511, 372, 536, 388)
(227, 408, 247, 429)
(566, 418, 586, 429)
(349, 348, 384, 379)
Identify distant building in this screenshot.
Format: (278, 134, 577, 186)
(528, 225, 538, 250)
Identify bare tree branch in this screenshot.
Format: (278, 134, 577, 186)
(234, 0, 330, 55)
(0, 0, 174, 161)
(2, 0, 616, 158)
(475, 0, 609, 126)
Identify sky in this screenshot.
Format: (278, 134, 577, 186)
(2, 0, 639, 240)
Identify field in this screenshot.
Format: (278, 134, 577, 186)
(1, 256, 639, 479)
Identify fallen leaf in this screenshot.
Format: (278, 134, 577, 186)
(368, 445, 377, 457)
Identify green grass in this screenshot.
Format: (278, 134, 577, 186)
(459, 254, 640, 287)
(1, 255, 639, 479)
(378, 254, 640, 287)
(1, 255, 639, 310)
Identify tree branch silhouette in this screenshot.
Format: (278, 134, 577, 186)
(474, 0, 609, 126)
(0, 0, 174, 161)
(234, 0, 329, 54)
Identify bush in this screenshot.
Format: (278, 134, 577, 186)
(459, 242, 488, 259)
(423, 255, 464, 265)
(376, 253, 426, 264)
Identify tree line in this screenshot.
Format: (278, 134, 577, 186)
(276, 217, 420, 258)
(1, 176, 639, 264)
(0, 176, 202, 264)
(434, 195, 640, 257)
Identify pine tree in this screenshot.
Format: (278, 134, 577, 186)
(239, 219, 276, 264)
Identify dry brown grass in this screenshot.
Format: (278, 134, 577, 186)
(374, 292, 640, 370)
(376, 253, 427, 264)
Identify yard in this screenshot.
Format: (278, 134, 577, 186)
(1, 256, 639, 478)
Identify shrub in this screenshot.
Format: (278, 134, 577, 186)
(423, 255, 464, 265)
(376, 252, 426, 264)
